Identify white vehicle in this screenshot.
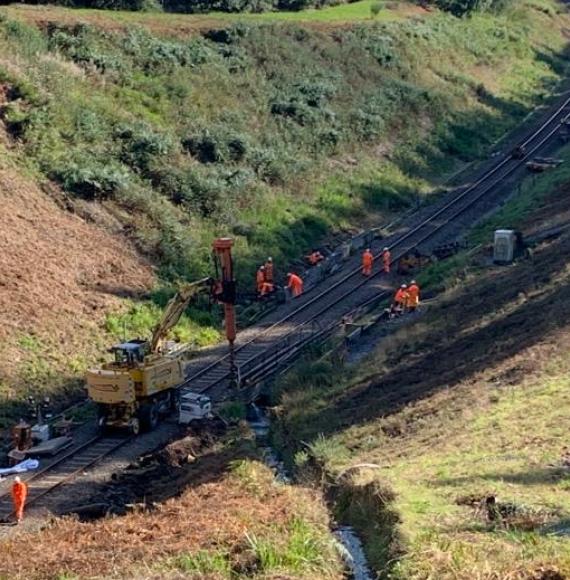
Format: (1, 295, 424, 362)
(178, 391, 213, 424)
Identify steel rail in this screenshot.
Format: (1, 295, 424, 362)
(236, 107, 570, 381)
(0, 435, 131, 517)
(183, 96, 570, 392)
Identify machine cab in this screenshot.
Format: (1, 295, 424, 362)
(178, 391, 213, 424)
(111, 340, 150, 367)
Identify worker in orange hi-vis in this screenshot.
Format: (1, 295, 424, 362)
(393, 284, 408, 314)
(256, 266, 266, 294)
(362, 248, 374, 276)
(264, 257, 274, 283)
(12, 476, 28, 523)
(407, 280, 420, 312)
(382, 247, 391, 273)
(286, 272, 304, 298)
(307, 249, 324, 266)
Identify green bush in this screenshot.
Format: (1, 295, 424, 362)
(182, 127, 249, 164)
(430, 0, 515, 15)
(115, 123, 174, 173)
(52, 160, 131, 199)
(370, 1, 384, 17)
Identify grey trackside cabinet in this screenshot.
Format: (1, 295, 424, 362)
(493, 229, 516, 264)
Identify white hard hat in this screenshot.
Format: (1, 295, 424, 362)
(383, 247, 389, 251)
(366, 248, 370, 252)
(401, 284, 407, 288)
(14, 476, 21, 483)
(411, 280, 416, 284)
(267, 257, 273, 261)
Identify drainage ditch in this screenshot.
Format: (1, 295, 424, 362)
(246, 402, 374, 580)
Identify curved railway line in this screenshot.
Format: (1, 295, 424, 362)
(2, 94, 570, 520)
(181, 94, 570, 393)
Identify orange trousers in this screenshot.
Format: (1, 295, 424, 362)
(12, 484, 27, 521)
(290, 284, 303, 297)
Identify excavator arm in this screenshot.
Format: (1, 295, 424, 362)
(149, 277, 213, 353)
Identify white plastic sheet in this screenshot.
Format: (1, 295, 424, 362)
(0, 459, 40, 476)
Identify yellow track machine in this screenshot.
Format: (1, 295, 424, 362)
(86, 238, 238, 434)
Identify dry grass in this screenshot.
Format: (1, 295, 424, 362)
(0, 163, 154, 409)
(0, 459, 342, 579)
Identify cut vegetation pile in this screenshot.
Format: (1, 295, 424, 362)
(0, 424, 343, 579)
(273, 154, 570, 577)
(0, 0, 569, 404)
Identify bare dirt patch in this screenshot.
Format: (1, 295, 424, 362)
(0, 168, 154, 385)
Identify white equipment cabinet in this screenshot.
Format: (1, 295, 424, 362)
(178, 391, 213, 424)
(493, 229, 516, 264)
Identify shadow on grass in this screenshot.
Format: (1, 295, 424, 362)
(281, 232, 570, 442)
(435, 466, 570, 488)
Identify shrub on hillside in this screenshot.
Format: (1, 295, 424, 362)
(425, 0, 515, 15)
(115, 123, 174, 173)
(48, 25, 125, 76)
(52, 159, 131, 200)
(182, 127, 249, 164)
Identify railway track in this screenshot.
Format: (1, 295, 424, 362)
(2, 94, 568, 519)
(0, 435, 130, 521)
(181, 94, 570, 394)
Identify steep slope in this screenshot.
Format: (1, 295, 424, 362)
(0, 0, 568, 408)
(0, 160, 153, 410)
(273, 151, 570, 577)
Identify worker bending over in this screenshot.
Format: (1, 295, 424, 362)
(307, 249, 324, 266)
(393, 284, 408, 315)
(264, 257, 274, 283)
(286, 272, 304, 298)
(406, 280, 420, 312)
(256, 266, 266, 294)
(12, 476, 28, 523)
(362, 248, 374, 276)
(382, 247, 391, 273)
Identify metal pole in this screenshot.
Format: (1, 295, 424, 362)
(229, 339, 238, 388)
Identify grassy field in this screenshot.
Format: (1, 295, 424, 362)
(272, 154, 570, 577)
(2, 0, 419, 29)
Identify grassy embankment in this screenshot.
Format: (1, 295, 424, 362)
(272, 144, 570, 577)
(0, 1, 568, 403)
(3, 0, 417, 27)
